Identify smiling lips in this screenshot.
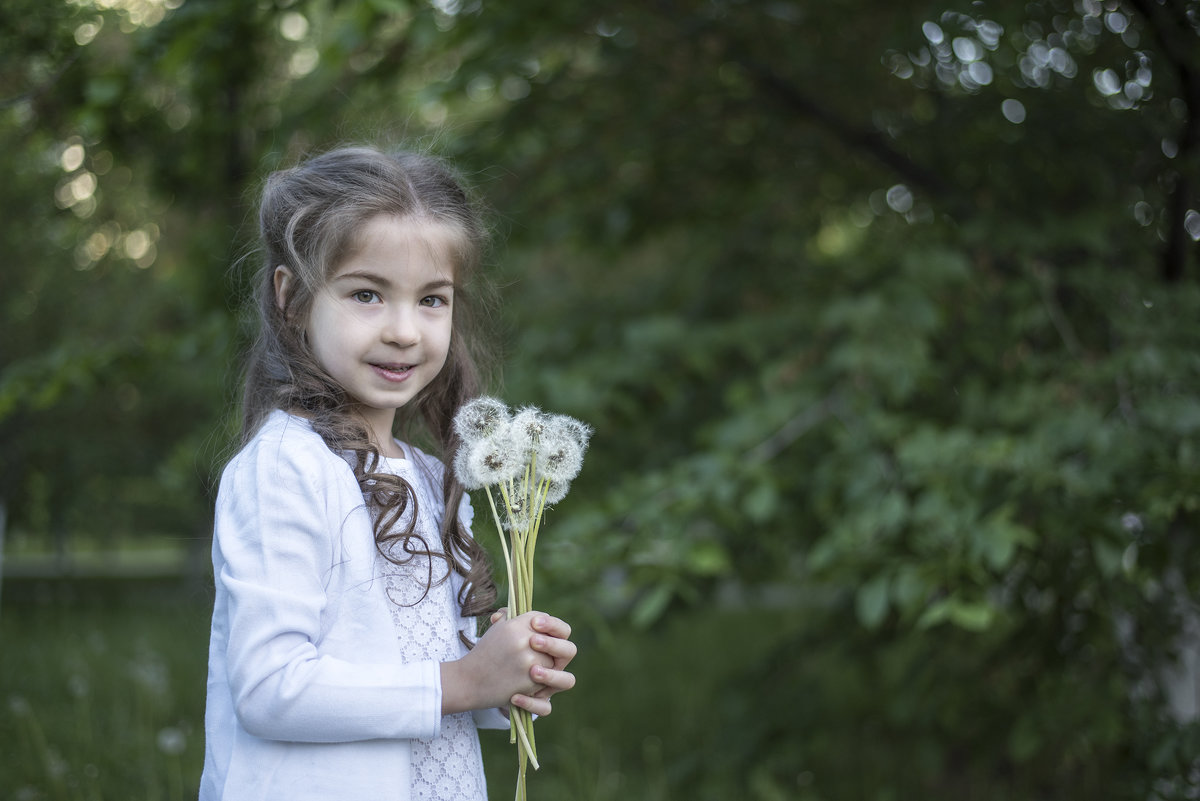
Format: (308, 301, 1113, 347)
(371, 362, 416, 382)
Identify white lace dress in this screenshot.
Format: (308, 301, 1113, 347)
(376, 454, 489, 801)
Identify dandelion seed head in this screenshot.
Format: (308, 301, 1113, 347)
(130, 655, 169, 697)
(543, 479, 570, 505)
(535, 414, 590, 482)
(511, 406, 547, 442)
(552, 413, 593, 452)
(504, 406, 544, 464)
(505, 493, 531, 532)
(536, 434, 584, 483)
(567, 415, 593, 445)
(45, 748, 68, 779)
(453, 443, 483, 489)
(453, 396, 511, 444)
(468, 438, 521, 485)
(157, 727, 187, 756)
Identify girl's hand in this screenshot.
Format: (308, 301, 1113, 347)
(492, 610, 578, 718)
(440, 610, 575, 715)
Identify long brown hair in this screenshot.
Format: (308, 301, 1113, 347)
(240, 145, 497, 620)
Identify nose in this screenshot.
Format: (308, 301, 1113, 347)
(382, 306, 420, 347)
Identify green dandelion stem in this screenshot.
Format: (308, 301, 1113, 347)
(526, 705, 538, 756)
(484, 486, 517, 617)
(513, 707, 539, 768)
(528, 479, 550, 559)
(515, 746, 528, 801)
(516, 526, 533, 612)
(496, 481, 527, 613)
(521, 480, 551, 606)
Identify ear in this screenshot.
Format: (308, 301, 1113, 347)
(273, 266, 294, 312)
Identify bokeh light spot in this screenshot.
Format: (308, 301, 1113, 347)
(1001, 98, 1026, 124)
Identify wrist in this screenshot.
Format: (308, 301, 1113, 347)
(439, 659, 472, 715)
(441, 657, 499, 715)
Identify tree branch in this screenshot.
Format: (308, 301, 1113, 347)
(747, 393, 837, 465)
(735, 56, 968, 219)
(644, 1, 969, 220)
(0, 51, 79, 110)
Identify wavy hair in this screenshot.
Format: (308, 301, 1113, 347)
(240, 145, 497, 621)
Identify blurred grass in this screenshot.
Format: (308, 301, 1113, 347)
(0, 583, 796, 800)
(1, 592, 210, 801)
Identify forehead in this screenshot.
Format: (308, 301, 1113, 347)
(335, 214, 465, 280)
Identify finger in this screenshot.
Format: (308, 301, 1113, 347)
(490, 609, 505, 625)
(511, 693, 553, 718)
(530, 633, 578, 667)
(529, 613, 572, 640)
(530, 665, 576, 694)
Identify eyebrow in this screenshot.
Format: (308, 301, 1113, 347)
(332, 270, 455, 293)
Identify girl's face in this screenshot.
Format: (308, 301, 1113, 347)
(277, 215, 459, 456)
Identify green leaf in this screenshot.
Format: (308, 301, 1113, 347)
(686, 539, 731, 577)
(742, 481, 778, 523)
(917, 597, 994, 632)
(366, 0, 409, 13)
(85, 75, 123, 107)
(855, 574, 891, 629)
(631, 583, 673, 629)
(948, 601, 994, 632)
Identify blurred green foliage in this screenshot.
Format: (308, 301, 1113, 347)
(2, 0, 1200, 798)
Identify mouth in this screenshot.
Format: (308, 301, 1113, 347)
(370, 362, 416, 381)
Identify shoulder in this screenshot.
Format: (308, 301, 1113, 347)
(221, 410, 355, 496)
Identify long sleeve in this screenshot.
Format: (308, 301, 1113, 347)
(212, 417, 442, 743)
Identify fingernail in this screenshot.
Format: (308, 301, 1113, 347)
(533, 615, 547, 628)
(532, 666, 544, 679)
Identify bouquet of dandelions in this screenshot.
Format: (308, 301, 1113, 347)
(452, 397, 592, 800)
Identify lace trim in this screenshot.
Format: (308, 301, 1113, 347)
(380, 518, 486, 800)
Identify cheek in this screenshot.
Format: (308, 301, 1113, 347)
(431, 322, 454, 370)
(304, 306, 346, 368)
(305, 329, 333, 373)
(433, 337, 452, 370)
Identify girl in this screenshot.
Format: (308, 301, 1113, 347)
(201, 146, 577, 801)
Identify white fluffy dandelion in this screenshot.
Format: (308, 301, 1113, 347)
(469, 436, 521, 487)
(453, 440, 482, 490)
(511, 405, 547, 440)
(558, 414, 593, 452)
(505, 405, 547, 464)
(453, 396, 511, 445)
(503, 492, 532, 533)
(448, 396, 592, 795)
(542, 480, 571, 506)
(534, 415, 592, 485)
